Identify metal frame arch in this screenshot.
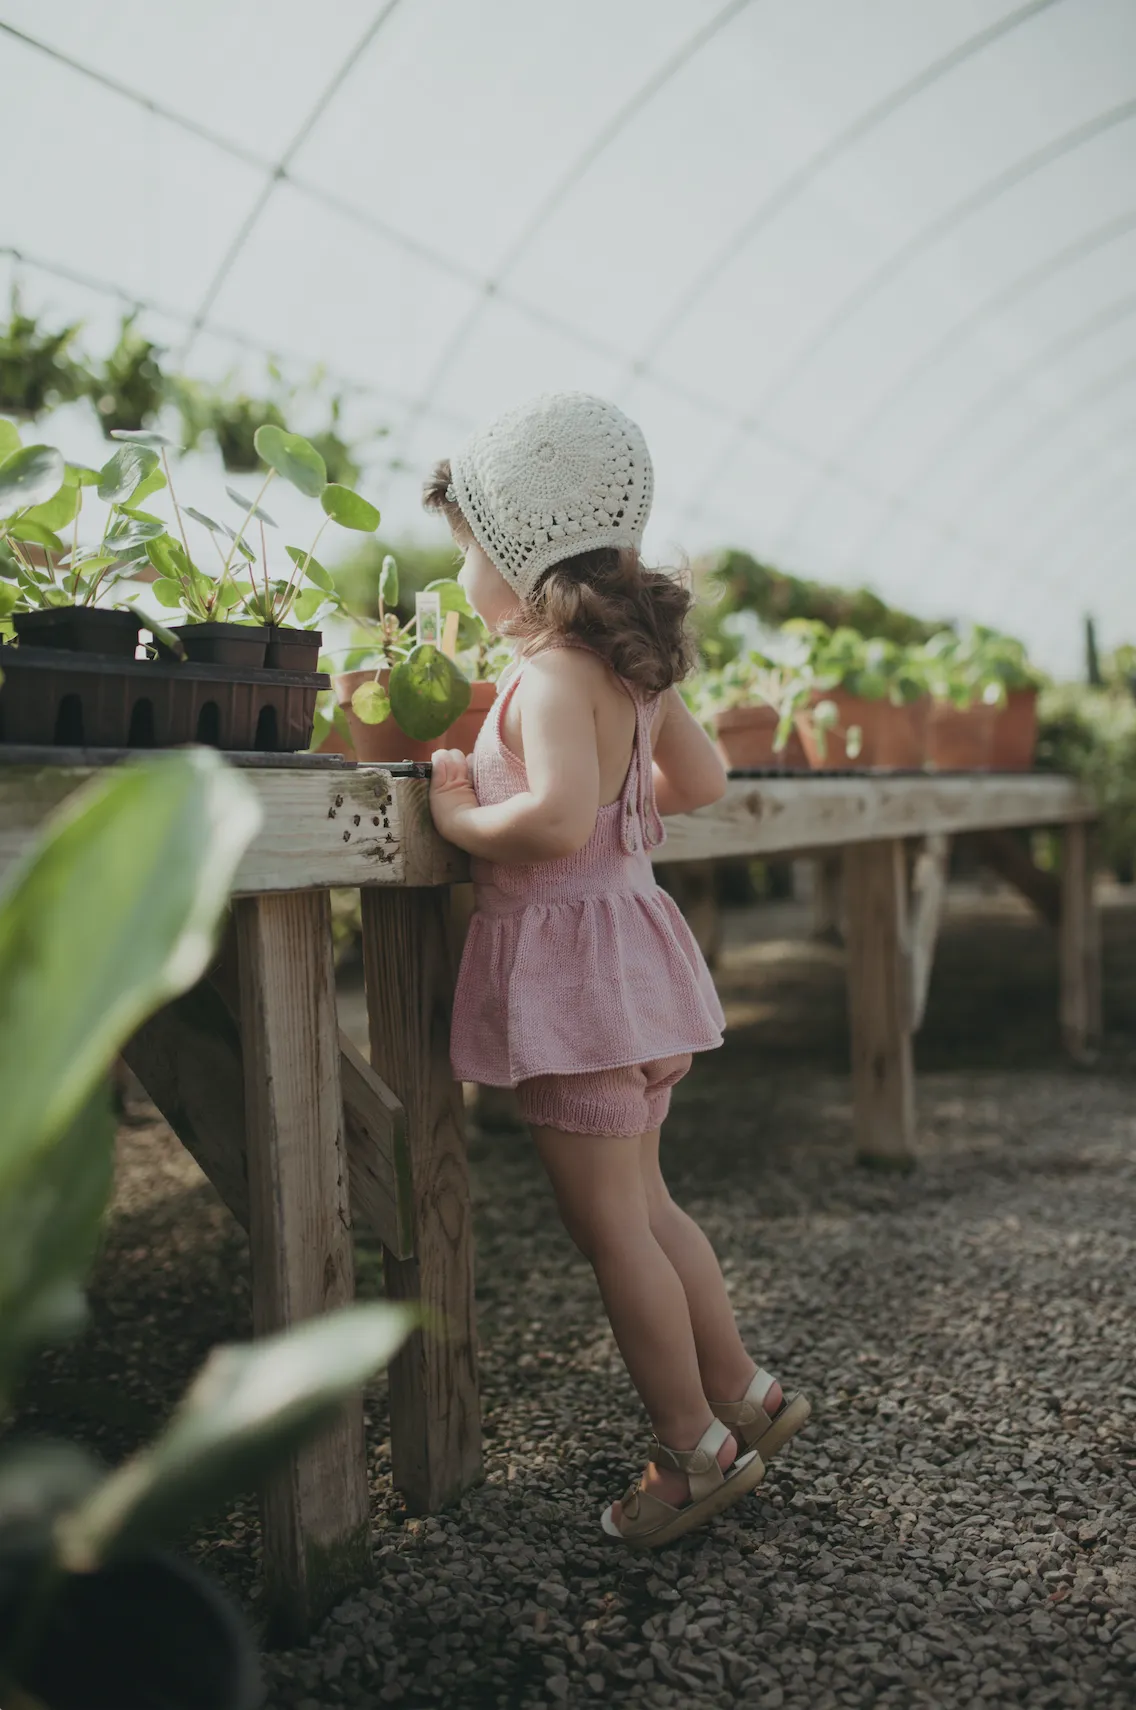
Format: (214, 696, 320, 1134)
(617, 0, 1063, 387)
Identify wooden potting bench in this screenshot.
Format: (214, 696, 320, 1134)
(0, 754, 1099, 1638)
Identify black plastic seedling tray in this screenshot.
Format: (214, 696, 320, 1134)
(0, 644, 329, 754)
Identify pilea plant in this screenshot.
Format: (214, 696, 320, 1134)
(345, 554, 474, 742)
(686, 632, 852, 760)
(0, 294, 87, 420)
(87, 313, 167, 439)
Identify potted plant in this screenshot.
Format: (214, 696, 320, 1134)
(0, 292, 88, 420)
(779, 622, 922, 768)
(86, 313, 167, 438)
(686, 643, 813, 769)
(970, 626, 1045, 770)
(332, 555, 482, 762)
(920, 629, 1003, 770)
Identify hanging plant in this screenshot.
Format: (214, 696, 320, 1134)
(0, 292, 88, 420)
(88, 313, 168, 438)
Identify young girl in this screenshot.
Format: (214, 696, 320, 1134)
(425, 392, 809, 1548)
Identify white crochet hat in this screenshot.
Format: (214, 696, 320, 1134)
(447, 391, 654, 600)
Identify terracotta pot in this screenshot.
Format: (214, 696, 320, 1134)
(333, 671, 496, 762)
(926, 700, 998, 770)
(712, 703, 807, 770)
(795, 690, 882, 768)
(990, 686, 1038, 771)
(873, 697, 929, 769)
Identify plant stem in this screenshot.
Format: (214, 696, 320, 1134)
(161, 448, 192, 566)
(223, 468, 276, 576)
(260, 519, 272, 619)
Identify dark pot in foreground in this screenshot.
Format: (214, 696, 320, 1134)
(171, 623, 267, 670)
(0, 1548, 261, 1710)
(14, 608, 140, 658)
(264, 625, 322, 672)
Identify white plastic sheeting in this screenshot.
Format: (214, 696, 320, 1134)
(3, 0, 1135, 673)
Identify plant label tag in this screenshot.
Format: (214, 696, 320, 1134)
(416, 590, 442, 646)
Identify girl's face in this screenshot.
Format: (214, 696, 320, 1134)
(458, 537, 521, 633)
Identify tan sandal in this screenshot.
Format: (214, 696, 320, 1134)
(712, 1367, 811, 1462)
(600, 1418, 766, 1548)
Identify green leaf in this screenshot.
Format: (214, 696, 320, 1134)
(225, 485, 276, 526)
(146, 535, 192, 583)
(0, 753, 260, 1201)
(0, 443, 65, 513)
(5, 517, 64, 552)
(351, 679, 391, 725)
(127, 466, 166, 507)
(97, 444, 159, 505)
(109, 428, 178, 449)
(152, 579, 185, 609)
(0, 583, 17, 619)
(388, 644, 471, 741)
(292, 586, 329, 625)
(253, 425, 326, 497)
(60, 1302, 416, 1564)
(0, 419, 21, 460)
(65, 463, 102, 488)
(185, 506, 223, 533)
(0, 1085, 113, 1394)
(379, 554, 398, 608)
(285, 545, 333, 592)
(0, 1441, 103, 1537)
(424, 576, 483, 648)
(320, 484, 380, 532)
(23, 479, 80, 533)
(218, 521, 255, 562)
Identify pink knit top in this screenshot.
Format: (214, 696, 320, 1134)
(450, 656, 725, 1086)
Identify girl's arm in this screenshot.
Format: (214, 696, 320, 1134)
(651, 688, 728, 815)
(429, 652, 601, 860)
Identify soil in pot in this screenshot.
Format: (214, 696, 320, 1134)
(264, 625, 322, 672)
(926, 700, 997, 770)
(713, 704, 808, 769)
(990, 686, 1038, 771)
(170, 623, 267, 670)
(14, 607, 140, 658)
(333, 670, 497, 762)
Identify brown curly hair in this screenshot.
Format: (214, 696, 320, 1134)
(422, 459, 694, 695)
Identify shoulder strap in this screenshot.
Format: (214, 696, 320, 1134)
(620, 694, 665, 854)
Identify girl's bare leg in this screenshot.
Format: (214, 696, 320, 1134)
(531, 1125, 737, 1515)
(639, 1128, 782, 1414)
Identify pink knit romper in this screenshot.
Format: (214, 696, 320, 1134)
(450, 654, 725, 1134)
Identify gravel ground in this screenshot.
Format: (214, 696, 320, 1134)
(11, 888, 1136, 1709)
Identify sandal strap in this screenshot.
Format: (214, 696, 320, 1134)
(711, 1367, 778, 1434)
(650, 1417, 730, 1503)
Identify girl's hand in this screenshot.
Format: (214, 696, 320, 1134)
(429, 748, 479, 839)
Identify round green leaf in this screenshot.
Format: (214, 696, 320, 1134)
(351, 680, 391, 725)
(6, 518, 64, 552)
(0, 420, 21, 460)
(97, 445, 159, 506)
(253, 425, 326, 497)
(109, 429, 178, 449)
(320, 484, 380, 532)
(152, 578, 185, 608)
(24, 480, 81, 533)
(285, 545, 333, 591)
(388, 644, 471, 741)
(0, 444, 66, 515)
(379, 554, 398, 608)
(0, 583, 17, 618)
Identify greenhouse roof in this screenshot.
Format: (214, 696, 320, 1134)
(3, 0, 1135, 674)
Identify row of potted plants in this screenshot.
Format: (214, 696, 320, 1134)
(0, 417, 478, 754)
(687, 620, 1043, 773)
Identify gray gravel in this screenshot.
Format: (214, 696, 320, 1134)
(17, 894, 1136, 1709)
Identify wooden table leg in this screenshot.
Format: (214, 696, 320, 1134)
(1060, 822, 1101, 1063)
(843, 840, 915, 1168)
(360, 887, 482, 1513)
(235, 890, 371, 1644)
(812, 853, 844, 943)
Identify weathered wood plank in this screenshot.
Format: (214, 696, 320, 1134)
(126, 980, 413, 1258)
(1059, 823, 1102, 1064)
(0, 765, 468, 891)
(844, 840, 915, 1168)
(0, 767, 1093, 891)
(360, 887, 482, 1514)
(811, 853, 844, 943)
(909, 833, 950, 1032)
(659, 774, 1096, 864)
(235, 890, 371, 1643)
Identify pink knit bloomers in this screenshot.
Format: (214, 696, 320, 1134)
(516, 1054, 694, 1136)
(449, 651, 725, 1132)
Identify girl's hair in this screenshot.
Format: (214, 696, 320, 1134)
(423, 459, 694, 694)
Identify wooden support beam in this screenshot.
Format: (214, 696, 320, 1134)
(811, 853, 843, 944)
(123, 984, 413, 1259)
(234, 890, 371, 1642)
(360, 888, 482, 1515)
(908, 834, 950, 1032)
(844, 840, 915, 1169)
(972, 828, 1060, 926)
(1060, 822, 1102, 1064)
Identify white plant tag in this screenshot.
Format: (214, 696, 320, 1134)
(416, 590, 441, 646)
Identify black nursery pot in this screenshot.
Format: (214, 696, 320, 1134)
(263, 625, 322, 672)
(170, 622, 267, 669)
(14, 607, 140, 658)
